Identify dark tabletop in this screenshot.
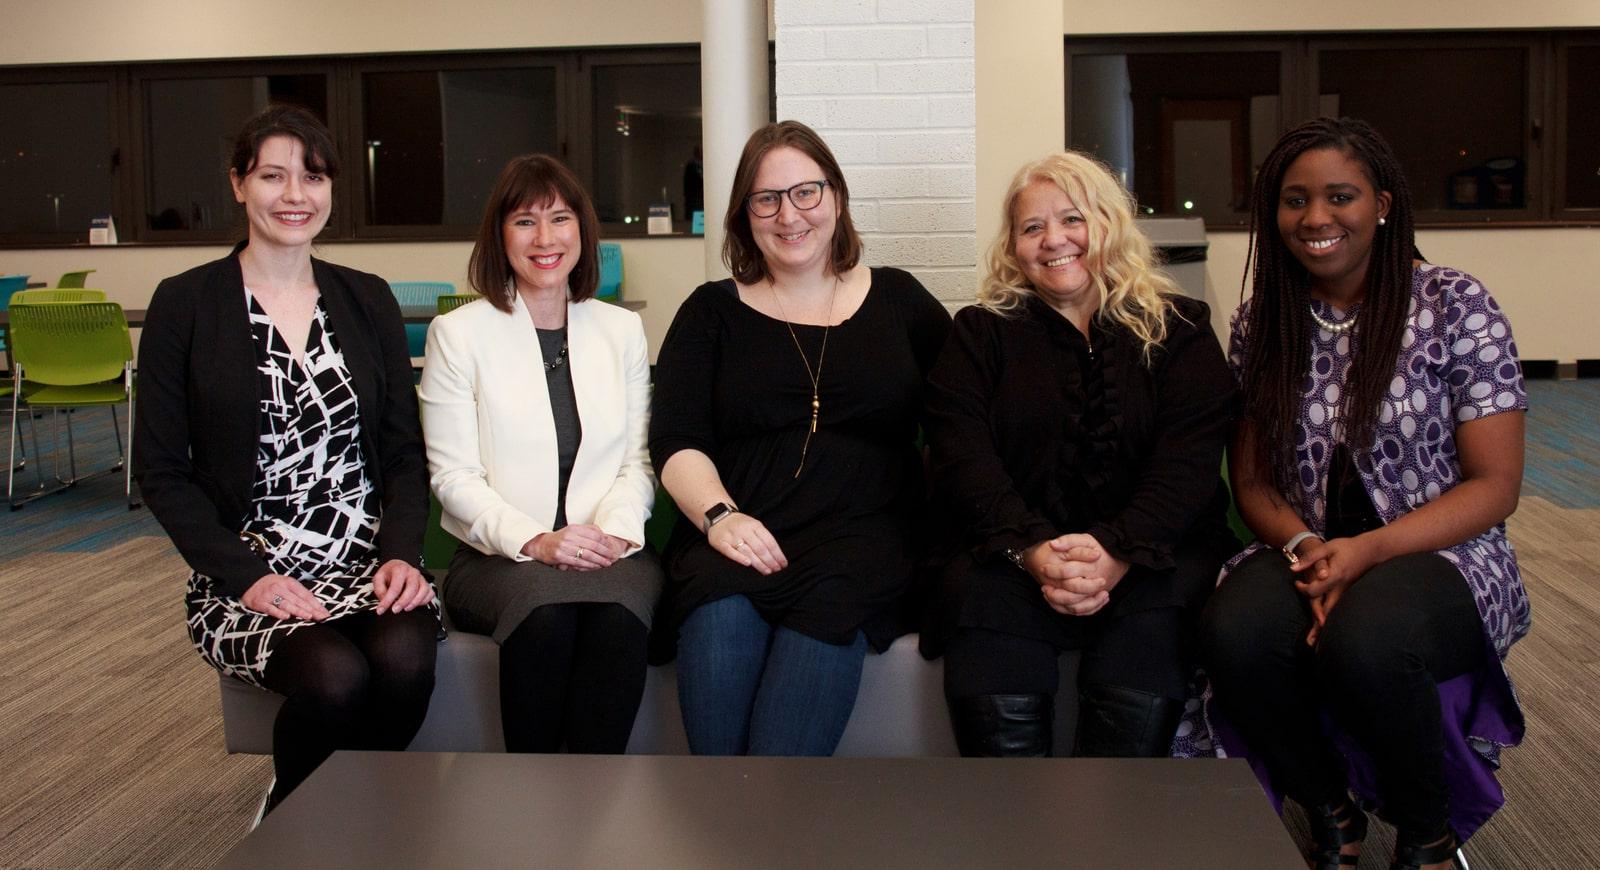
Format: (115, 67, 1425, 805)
(220, 752, 1302, 869)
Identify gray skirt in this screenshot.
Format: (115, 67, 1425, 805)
(443, 544, 663, 643)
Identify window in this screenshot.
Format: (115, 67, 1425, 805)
(1066, 32, 1595, 227)
(137, 67, 330, 240)
(0, 75, 115, 244)
(0, 46, 711, 247)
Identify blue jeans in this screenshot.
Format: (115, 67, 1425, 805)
(676, 594, 868, 756)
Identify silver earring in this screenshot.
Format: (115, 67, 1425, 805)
(1378, 217, 1387, 226)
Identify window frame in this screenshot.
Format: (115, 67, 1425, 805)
(1064, 30, 1596, 229)
(0, 44, 705, 249)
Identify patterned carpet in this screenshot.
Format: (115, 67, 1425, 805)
(0, 382, 1596, 867)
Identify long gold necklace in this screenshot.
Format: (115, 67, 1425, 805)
(769, 275, 839, 477)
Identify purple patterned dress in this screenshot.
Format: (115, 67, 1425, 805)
(1184, 265, 1529, 839)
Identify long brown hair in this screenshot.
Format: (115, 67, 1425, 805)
(468, 154, 601, 311)
(722, 120, 861, 284)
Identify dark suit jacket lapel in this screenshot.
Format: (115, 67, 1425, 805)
(206, 250, 262, 513)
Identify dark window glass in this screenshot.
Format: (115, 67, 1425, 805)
(0, 81, 113, 237)
(1320, 47, 1527, 212)
(143, 74, 327, 232)
(362, 67, 558, 227)
(592, 63, 702, 228)
(1564, 46, 1600, 209)
(1070, 51, 1280, 223)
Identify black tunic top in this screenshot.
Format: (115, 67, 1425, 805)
(649, 267, 951, 653)
(921, 294, 1238, 653)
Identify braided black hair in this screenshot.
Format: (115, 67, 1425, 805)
(1239, 117, 1417, 505)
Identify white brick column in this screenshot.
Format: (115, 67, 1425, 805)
(774, 0, 976, 307)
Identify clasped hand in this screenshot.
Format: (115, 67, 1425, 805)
(1022, 533, 1129, 617)
(524, 524, 632, 571)
(241, 558, 432, 619)
(1290, 534, 1380, 646)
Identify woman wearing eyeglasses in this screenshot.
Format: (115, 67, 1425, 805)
(649, 121, 950, 756)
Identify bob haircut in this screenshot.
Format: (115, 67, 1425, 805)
(468, 154, 601, 311)
(722, 120, 862, 285)
(229, 104, 339, 180)
(979, 150, 1180, 363)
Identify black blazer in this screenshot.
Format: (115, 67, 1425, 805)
(133, 243, 428, 599)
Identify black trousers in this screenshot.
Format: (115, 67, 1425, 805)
(260, 608, 438, 803)
(1199, 549, 1484, 840)
(498, 602, 649, 754)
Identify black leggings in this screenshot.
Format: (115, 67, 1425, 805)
(498, 603, 649, 754)
(944, 604, 1194, 702)
(1199, 549, 1484, 840)
(260, 608, 438, 803)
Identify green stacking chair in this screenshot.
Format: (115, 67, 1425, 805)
(6, 301, 138, 510)
(11, 288, 107, 304)
(436, 293, 481, 315)
(2, 379, 37, 476)
(56, 269, 96, 288)
(389, 281, 455, 358)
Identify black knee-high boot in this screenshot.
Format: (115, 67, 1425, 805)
(948, 694, 1053, 757)
(1074, 684, 1182, 758)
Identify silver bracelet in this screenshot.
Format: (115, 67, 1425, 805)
(1281, 531, 1324, 565)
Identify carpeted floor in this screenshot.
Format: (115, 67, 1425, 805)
(0, 383, 1596, 868)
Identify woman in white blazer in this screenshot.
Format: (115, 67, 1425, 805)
(419, 154, 661, 753)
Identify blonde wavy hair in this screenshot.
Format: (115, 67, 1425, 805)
(980, 151, 1181, 363)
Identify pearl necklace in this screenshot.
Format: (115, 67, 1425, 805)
(1308, 305, 1357, 334)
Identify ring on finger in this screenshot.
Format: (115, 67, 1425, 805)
(576, 547, 586, 559)
(271, 594, 283, 607)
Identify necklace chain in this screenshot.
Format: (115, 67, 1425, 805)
(769, 276, 839, 478)
(1308, 304, 1357, 335)
(542, 329, 569, 371)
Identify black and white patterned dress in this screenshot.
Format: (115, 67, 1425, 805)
(186, 292, 435, 688)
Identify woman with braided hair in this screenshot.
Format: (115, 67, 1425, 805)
(1199, 117, 1529, 870)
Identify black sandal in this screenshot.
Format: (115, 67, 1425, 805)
(1306, 799, 1368, 869)
(1390, 831, 1469, 870)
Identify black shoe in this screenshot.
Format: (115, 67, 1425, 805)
(948, 694, 1052, 757)
(1391, 830, 1468, 870)
(1073, 684, 1183, 758)
(1306, 799, 1368, 869)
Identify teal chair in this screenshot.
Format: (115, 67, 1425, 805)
(597, 243, 623, 300)
(6, 302, 137, 510)
(389, 281, 455, 358)
(0, 274, 29, 356)
(56, 269, 96, 288)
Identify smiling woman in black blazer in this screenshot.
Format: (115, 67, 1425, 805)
(134, 105, 436, 811)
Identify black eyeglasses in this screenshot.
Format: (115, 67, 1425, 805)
(745, 180, 829, 218)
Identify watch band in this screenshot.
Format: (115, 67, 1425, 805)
(1281, 531, 1323, 565)
(1004, 548, 1027, 570)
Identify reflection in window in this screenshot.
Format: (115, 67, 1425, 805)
(1321, 48, 1527, 212)
(144, 75, 327, 232)
(592, 63, 702, 228)
(1070, 51, 1279, 222)
(0, 81, 112, 236)
(362, 68, 558, 226)
(1564, 46, 1600, 209)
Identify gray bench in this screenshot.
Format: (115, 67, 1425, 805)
(218, 623, 1084, 757)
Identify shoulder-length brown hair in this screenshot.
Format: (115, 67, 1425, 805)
(722, 120, 861, 285)
(468, 154, 601, 311)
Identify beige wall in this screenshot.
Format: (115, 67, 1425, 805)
(0, 0, 701, 65)
(962, 0, 1600, 360)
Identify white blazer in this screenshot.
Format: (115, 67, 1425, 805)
(419, 293, 654, 560)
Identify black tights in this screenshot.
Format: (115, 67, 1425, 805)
(499, 603, 649, 753)
(260, 608, 438, 804)
(1199, 549, 1484, 842)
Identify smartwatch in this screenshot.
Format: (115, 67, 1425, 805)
(703, 502, 738, 533)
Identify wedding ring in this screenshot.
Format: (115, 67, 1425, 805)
(576, 548, 586, 559)
(736, 540, 747, 548)
(271, 595, 283, 607)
